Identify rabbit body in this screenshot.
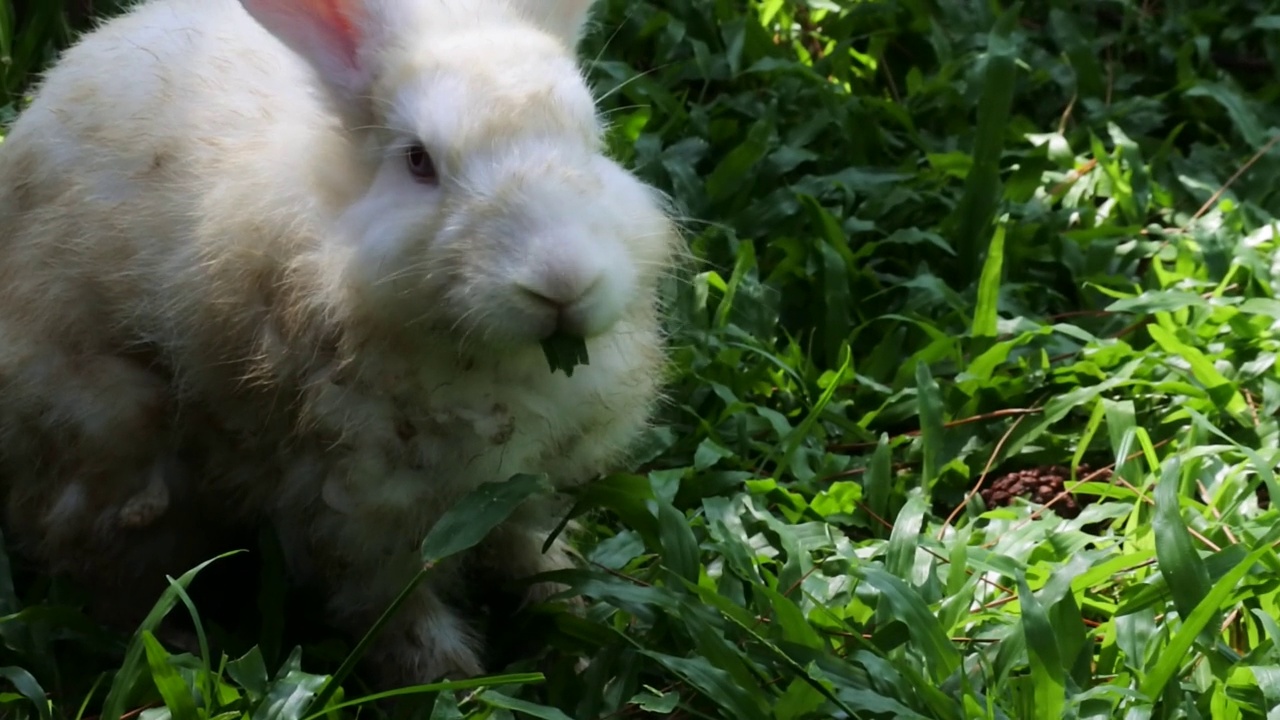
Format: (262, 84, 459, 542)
(0, 0, 676, 683)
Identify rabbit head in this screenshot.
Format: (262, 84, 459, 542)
(241, 0, 678, 349)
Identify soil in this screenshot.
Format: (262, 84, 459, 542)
(979, 463, 1274, 517)
(979, 464, 1112, 519)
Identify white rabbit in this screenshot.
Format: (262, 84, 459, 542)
(0, 0, 679, 684)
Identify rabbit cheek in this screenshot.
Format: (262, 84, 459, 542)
(338, 160, 443, 316)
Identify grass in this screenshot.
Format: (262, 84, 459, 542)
(4, 0, 1280, 717)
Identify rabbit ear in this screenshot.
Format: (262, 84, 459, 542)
(517, 0, 600, 48)
(239, 0, 373, 100)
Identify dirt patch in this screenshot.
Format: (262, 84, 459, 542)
(980, 464, 1113, 519)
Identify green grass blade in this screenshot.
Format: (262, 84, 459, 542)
(140, 632, 199, 720)
(656, 499, 700, 582)
(300, 674, 545, 720)
(1017, 574, 1066, 717)
(419, 473, 552, 564)
(1146, 325, 1250, 425)
(0, 666, 51, 720)
(639, 650, 771, 720)
(971, 215, 1007, 337)
(163, 576, 214, 712)
(885, 489, 926, 582)
(1152, 458, 1214, 641)
(946, 2, 1021, 283)
(99, 551, 243, 720)
(1139, 544, 1270, 700)
(478, 690, 576, 720)
(855, 566, 961, 683)
(915, 361, 945, 486)
(863, 434, 893, 536)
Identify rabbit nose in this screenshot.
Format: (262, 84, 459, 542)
(519, 276, 602, 338)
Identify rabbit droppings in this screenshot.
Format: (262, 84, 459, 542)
(0, 0, 679, 685)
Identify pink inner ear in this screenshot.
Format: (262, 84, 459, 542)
(311, 0, 360, 64)
(239, 0, 369, 94)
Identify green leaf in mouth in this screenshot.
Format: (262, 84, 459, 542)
(540, 332, 590, 377)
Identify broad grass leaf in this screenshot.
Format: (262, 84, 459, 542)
(0, 666, 50, 720)
(1039, 554, 1099, 688)
(0, 527, 22, 628)
(1108, 123, 1151, 219)
(1179, 406, 1280, 509)
(1047, 9, 1104, 99)
(1103, 399, 1139, 486)
(774, 679, 823, 720)
(818, 236, 855, 365)
(914, 361, 945, 486)
(713, 241, 757, 330)
(1071, 398, 1107, 474)
(227, 647, 269, 701)
(140, 633, 198, 720)
(668, 597, 768, 695)
(544, 569, 677, 621)
(551, 473, 658, 552)
(421, 473, 551, 564)
(937, 575, 980, 640)
(0, 1, 12, 85)
(1105, 290, 1210, 314)
(862, 433, 894, 536)
(99, 551, 243, 720)
(743, 498, 812, 593)
(429, 691, 463, 720)
(1140, 544, 1270, 700)
(944, 525, 970, 596)
(830, 687, 933, 720)
(885, 489, 926, 583)
(947, 2, 1021, 281)
(706, 119, 770, 202)
(1070, 550, 1154, 597)
(1152, 459, 1213, 637)
(771, 345, 850, 479)
(478, 691, 574, 720)
(1017, 575, 1066, 718)
(702, 499, 764, 583)
(162, 577, 213, 711)
(956, 329, 1048, 385)
(1001, 359, 1143, 459)
(640, 651, 770, 720)
(1146, 325, 1250, 424)
(656, 499, 699, 582)
(1249, 666, 1280, 717)
(629, 687, 680, 714)
(253, 648, 325, 720)
(972, 216, 1007, 337)
(1185, 82, 1269, 148)
(855, 566, 961, 682)
(757, 585, 823, 651)
(1253, 608, 1280, 656)
(0, 527, 52, 683)
(831, 649, 953, 717)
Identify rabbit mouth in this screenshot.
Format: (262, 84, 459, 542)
(515, 281, 608, 340)
(470, 299, 612, 348)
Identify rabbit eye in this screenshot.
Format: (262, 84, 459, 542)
(405, 143, 438, 184)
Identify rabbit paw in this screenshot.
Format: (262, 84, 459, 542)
(117, 457, 172, 529)
(367, 609, 486, 687)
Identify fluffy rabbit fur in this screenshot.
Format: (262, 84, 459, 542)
(0, 0, 678, 684)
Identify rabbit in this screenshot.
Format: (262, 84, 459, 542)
(0, 0, 680, 686)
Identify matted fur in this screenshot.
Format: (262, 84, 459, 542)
(0, 0, 678, 684)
